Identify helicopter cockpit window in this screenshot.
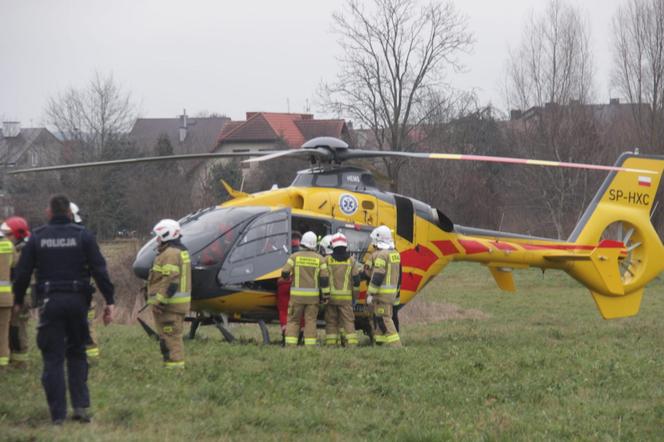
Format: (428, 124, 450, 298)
(314, 173, 340, 188)
(180, 206, 268, 267)
(220, 210, 291, 284)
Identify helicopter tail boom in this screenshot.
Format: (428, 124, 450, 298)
(564, 152, 664, 318)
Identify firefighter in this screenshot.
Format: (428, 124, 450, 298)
(13, 194, 115, 424)
(146, 219, 191, 368)
(2, 216, 30, 366)
(70, 202, 100, 361)
(318, 234, 333, 257)
(324, 233, 360, 346)
(0, 229, 16, 368)
(282, 231, 329, 346)
(365, 225, 402, 347)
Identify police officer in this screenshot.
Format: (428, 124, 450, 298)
(282, 231, 329, 346)
(364, 225, 402, 347)
(13, 195, 115, 425)
(70, 202, 100, 361)
(146, 219, 191, 368)
(324, 233, 360, 346)
(1, 216, 30, 366)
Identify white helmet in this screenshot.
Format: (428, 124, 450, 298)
(370, 225, 393, 250)
(330, 232, 348, 249)
(319, 235, 333, 255)
(153, 219, 181, 242)
(301, 231, 318, 250)
(70, 202, 82, 224)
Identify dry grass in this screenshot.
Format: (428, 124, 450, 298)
(98, 239, 145, 323)
(400, 296, 489, 325)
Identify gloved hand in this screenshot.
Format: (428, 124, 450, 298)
(321, 294, 330, 305)
(366, 295, 373, 305)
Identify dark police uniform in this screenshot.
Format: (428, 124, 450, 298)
(13, 215, 114, 423)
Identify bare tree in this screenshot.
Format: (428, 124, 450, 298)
(506, 0, 593, 110)
(46, 72, 136, 158)
(612, 0, 664, 148)
(44, 72, 138, 237)
(322, 0, 473, 192)
(504, 0, 599, 239)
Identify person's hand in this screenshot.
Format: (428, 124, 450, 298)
(103, 305, 114, 326)
(366, 295, 373, 305)
(12, 304, 21, 316)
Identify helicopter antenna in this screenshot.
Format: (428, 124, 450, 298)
(240, 174, 246, 192)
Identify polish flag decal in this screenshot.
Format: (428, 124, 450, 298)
(638, 176, 652, 187)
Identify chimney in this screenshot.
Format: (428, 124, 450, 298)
(2, 121, 20, 138)
(610, 98, 620, 105)
(179, 109, 187, 143)
(510, 109, 522, 120)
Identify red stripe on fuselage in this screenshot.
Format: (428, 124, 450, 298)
(520, 244, 596, 251)
(400, 245, 439, 272)
(458, 239, 490, 254)
(432, 240, 460, 256)
(490, 241, 516, 251)
(400, 272, 422, 292)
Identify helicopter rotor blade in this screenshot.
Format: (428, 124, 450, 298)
(7, 151, 278, 175)
(242, 148, 331, 163)
(338, 150, 657, 175)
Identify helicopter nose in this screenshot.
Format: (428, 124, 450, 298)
(133, 238, 157, 279)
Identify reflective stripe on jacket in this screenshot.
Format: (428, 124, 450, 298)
(282, 250, 329, 304)
(366, 249, 400, 302)
(0, 239, 15, 307)
(326, 255, 359, 304)
(147, 244, 191, 313)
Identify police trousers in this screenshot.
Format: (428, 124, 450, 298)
(371, 300, 401, 347)
(285, 302, 319, 346)
(37, 293, 90, 421)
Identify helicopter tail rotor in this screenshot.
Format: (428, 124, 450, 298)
(564, 152, 664, 319)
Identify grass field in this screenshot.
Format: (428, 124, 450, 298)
(2, 262, 664, 441)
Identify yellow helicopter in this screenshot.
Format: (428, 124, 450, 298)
(12, 137, 664, 343)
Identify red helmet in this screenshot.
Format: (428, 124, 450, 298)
(1, 217, 30, 241)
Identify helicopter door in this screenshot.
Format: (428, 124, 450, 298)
(219, 209, 291, 285)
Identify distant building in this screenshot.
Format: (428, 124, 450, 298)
(128, 110, 231, 156)
(0, 121, 64, 216)
(191, 111, 351, 203)
(216, 111, 351, 156)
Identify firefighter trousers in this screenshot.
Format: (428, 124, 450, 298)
(0, 307, 11, 366)
(324, 304, 357, 346)
(152, 307, 185, 368)
(10, 303, 30, 363)
(86, 299, 99, 359)
(285, 302, 318, 346)
(371, 301, 401, 347)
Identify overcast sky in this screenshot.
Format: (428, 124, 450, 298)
(0, 0, 626, 127)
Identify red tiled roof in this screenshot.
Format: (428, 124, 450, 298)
(217, 112, 347, 150)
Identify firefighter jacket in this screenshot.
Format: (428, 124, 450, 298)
(147, 240, 191, 314)
(0, 239, 16, 307)
(326, 254, 360, 305)
(281, 250, 329, 305)
(366, 248, 401, 303)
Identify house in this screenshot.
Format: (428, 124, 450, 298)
(216, 112, 351, 156)
(191, 112, 351, 203)
(128, 110, 231, 156)
(0, 121, 64, 217)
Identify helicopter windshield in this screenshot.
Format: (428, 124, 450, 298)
(132, 206, 268, 279)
